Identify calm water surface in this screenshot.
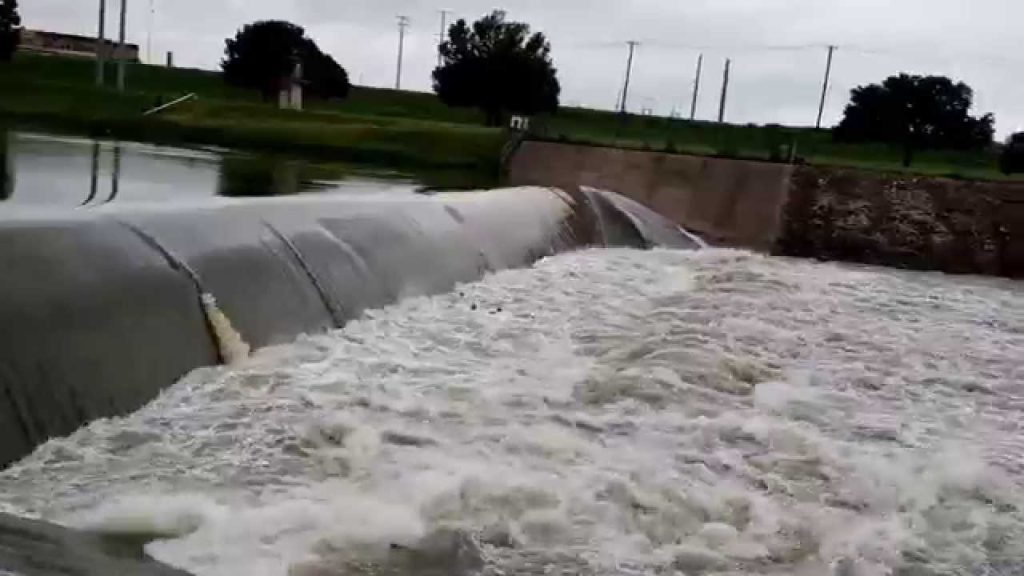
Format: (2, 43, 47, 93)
(0, 130, 433, 207)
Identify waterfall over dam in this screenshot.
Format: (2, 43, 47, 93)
(0, 187, 699, 468)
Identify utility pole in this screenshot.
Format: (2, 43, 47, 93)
(109, 143, 122, 204)
(717, 58, 731, 123)
(96, 0, 107, 86)
(689, 53, 703, 121)
(619, 41, 639, 114)
(146, 0, 154, 64)
(437, 10, 451, 68)
(816, 45, 836, 129)
(116, 0, 128, 92)
(396, 15, 410, 90)
(85, 142, 100, 206)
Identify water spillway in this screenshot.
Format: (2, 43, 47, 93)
(0, 187, 700, 468)
(3, 195, 1023, 576)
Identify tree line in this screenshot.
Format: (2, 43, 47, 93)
(0, 0, 19, 62)
(835, 74, 996, 167)
(222, 21, 351, 101)
(0, 0, 1019, 172)
(219, 13, 1017, 170)
(221, 11, 558, 128)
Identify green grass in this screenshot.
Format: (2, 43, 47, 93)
(531, 107, 1014, 181)
(0, 53, 504, 173)
(0, 53, 1014, 181)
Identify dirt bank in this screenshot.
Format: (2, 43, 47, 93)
(780, 166, 1024, 277)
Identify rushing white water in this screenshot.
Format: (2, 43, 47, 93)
(1, 248, 1023, 576)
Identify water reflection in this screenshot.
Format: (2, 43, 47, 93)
(84, 142, 99, 206)
(0, 131, 11, 201)
(0, 128, 432, 207)
(218, 155, 303, 198)
(110, 143, 122, 204)
(81, 142, 123, 206)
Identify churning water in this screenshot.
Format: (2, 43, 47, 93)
(1, 249, 1023, 576)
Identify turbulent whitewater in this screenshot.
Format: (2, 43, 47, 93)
(1, 248, 1023, 576)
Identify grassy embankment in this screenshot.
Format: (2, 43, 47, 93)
(537, 109, 1013, 181)
(0, 54, 505, 175)
(0, 53, 1013, 181)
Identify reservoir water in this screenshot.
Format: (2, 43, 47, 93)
(0, 247, 1021, 576)
(0, 129, 435, 207)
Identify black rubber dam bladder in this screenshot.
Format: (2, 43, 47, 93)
(261, 219, 347, 329)
(0, 187, 701, 468)
(118, 220, 251, 365)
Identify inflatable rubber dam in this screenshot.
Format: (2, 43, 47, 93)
(0, 186, 699, 470)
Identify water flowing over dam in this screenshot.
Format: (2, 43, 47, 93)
(0, 186, 698, 468)
(1, 167, 1022, 576)
(1, 248, 1022, 576)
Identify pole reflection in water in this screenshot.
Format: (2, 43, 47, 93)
(0, 129, 11, 201)
(81, 141, 121, 206)
(0, 130, 436, 206)
(83, 142, 101, 206)
(107, 143, 122, 204)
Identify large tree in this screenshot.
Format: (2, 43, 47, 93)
(1001, 133, 1024, 175)
(222, 20, 349, 101)
(302, 45, 350, 100)
(0, 0, 21, 62)
(433, 11, 560, 126)
(835, 74, 995, 166)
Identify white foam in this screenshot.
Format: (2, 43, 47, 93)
(1, 248, 1023, 575)
(201, 293, 251, 364)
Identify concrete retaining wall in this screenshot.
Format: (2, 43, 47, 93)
(508, 141, 793, 250)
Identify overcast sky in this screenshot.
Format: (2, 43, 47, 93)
(22, 0, 1023, 136)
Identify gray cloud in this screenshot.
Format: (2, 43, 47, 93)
(21, 0, 1023, 135)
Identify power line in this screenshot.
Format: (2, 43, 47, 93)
(565, 38, 1024, 67)
(840, 44, 1024, 67)
(563, 40, 628, 50)
(548, 36, 1024, 131)
(563, 40, 827, 53)
(395, 15, 409, 90)
(642, 40, 829, 53)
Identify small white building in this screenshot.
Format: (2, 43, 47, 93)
(278, 60, 304, 111)
(510, 115, 531, 132)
